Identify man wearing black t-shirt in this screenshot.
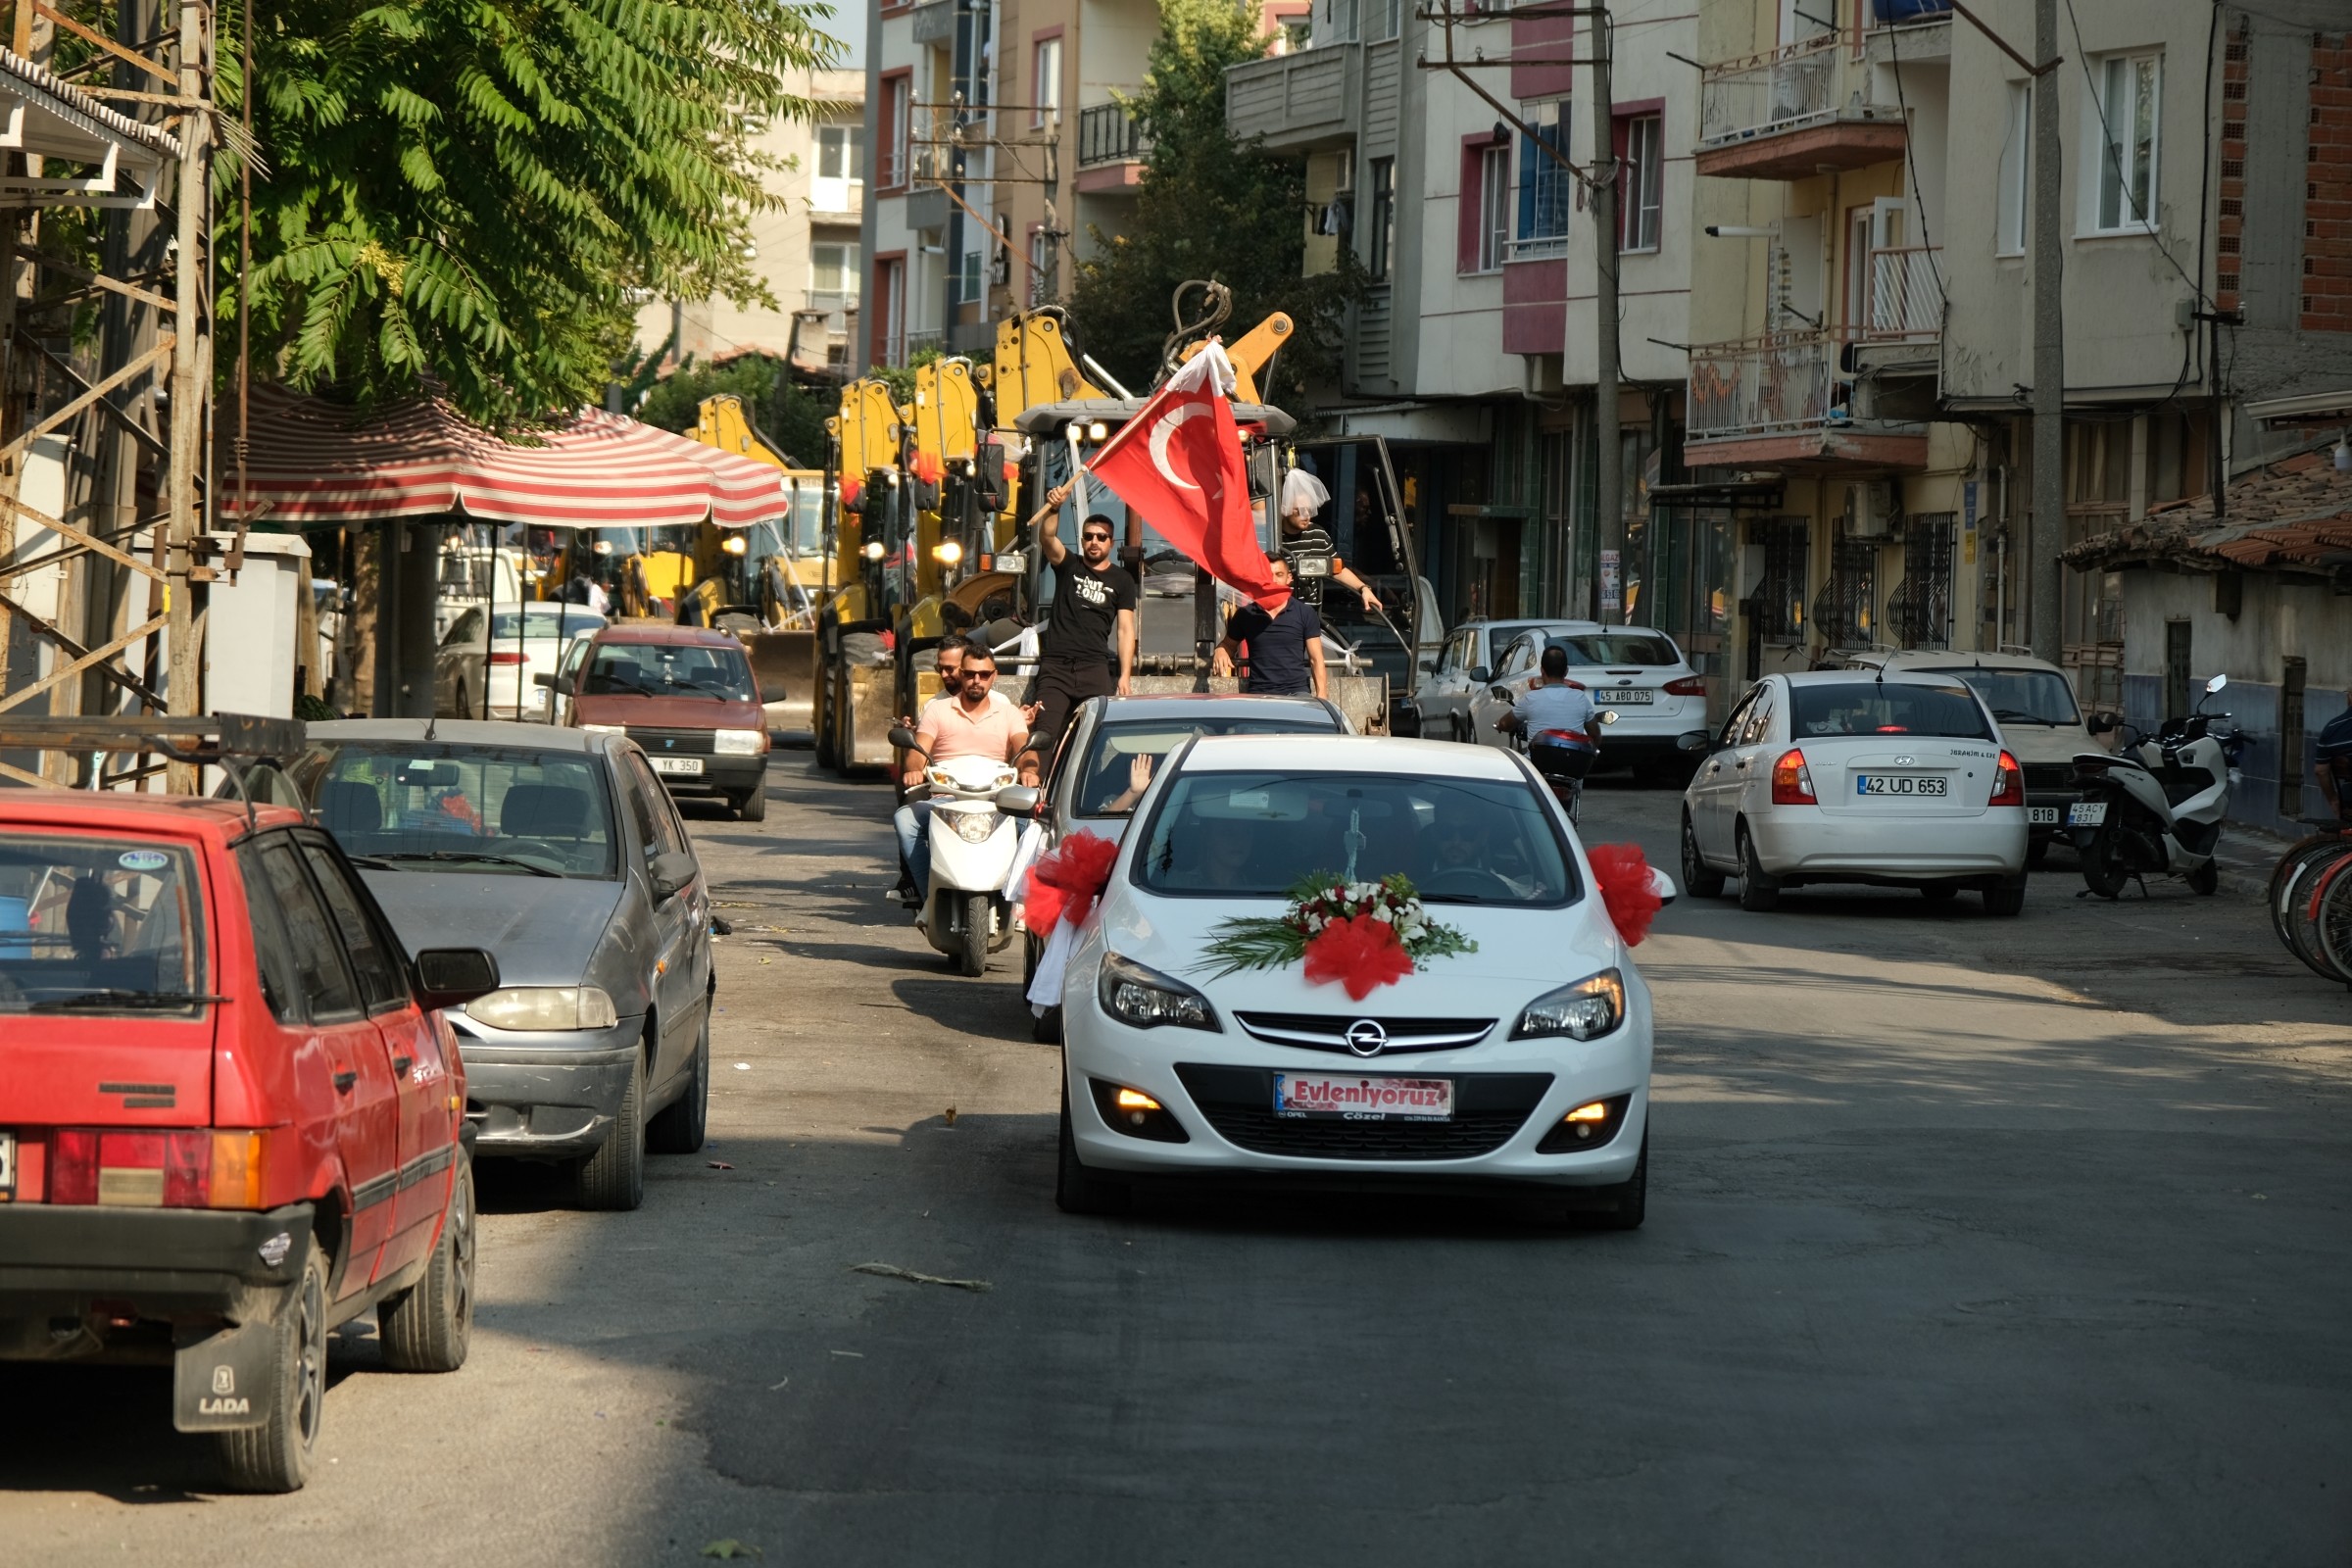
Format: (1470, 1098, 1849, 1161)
(1217, 555, 1327, 699)
(1028, 482, 1138, 751)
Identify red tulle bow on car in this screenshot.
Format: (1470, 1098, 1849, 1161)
(909, 450, 945, 485)
(1587, 843, 1663, 947)
(1023, 831, 1119, 932)
(1302, 914, 1416, 1001)
(839, 476, 863, 510)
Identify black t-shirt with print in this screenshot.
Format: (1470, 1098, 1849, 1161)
(1040, 556, 1139, 666)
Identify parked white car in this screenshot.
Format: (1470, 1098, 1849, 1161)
(1467, 626, 1709, 781)
(1416, 618, 1599, 743)
(437, 604, 607, 720)
(1679, 671, 2030, 915)
(1055, 734, 1661, 1227)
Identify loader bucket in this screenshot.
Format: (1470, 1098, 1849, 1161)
(740, 629, 817, 735)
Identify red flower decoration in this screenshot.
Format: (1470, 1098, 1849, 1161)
(1587, 842, 1663, 947)
(910, 450, 944, 485)
(1024, 830, 1119, 932)
(1302, 914, 1415, 1001)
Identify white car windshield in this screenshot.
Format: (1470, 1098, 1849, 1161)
(1134, 771, 1578, 906)
(1929, 667, 2082, 728)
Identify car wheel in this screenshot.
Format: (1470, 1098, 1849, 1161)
(1032, 1004, 1063, 1045)
(217, 1244, 328, 1494)
(2185, 858, 2220, 896)
(377, 1150, 474, 1373)
(1921, 884, 1959, 903)
(647, 1008, 710, 1154)
(1526, 1131, 1648, 1232)
(1680, 811, 1726, 899)
(734, 782, 768, 822)
(1054, 1073, 1130, 1215)
(957, 891, 989, 977)
(574, 1049, 647, 1211)
(1736, 827, 1781, 912)
(456, 685, 472, 721)
(1983, 877, 2028, 917)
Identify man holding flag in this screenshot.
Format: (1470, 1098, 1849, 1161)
(1025, 485, 1139, 755)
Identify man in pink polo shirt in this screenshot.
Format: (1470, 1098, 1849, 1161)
(895, 645, 1034, 915)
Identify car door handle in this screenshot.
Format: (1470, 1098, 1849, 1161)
(392, 1055, 413, 1076)
(333, 1069, 358, 1093)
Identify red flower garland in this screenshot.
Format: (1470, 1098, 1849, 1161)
(1301, 914, 1415, 1001)
(1587, 842, 1663, 947)
(1022, 830, 1119, 933)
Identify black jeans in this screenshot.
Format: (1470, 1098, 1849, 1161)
(1026, 660, 1115, 762)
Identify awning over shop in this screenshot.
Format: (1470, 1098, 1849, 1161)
(228, 385, 790, 529)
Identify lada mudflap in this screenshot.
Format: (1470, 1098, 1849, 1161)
(173, 1305, 286, 1432)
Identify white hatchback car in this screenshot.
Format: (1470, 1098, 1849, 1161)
(1680, 671, 2030, 915)
(1055, 735, 1660, 1227)
(1467, 626, 1709, 781)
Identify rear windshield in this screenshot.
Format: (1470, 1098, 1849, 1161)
(1134, 770, 1578, 906)
(1926, 667, 2082, 728)
(1555, 634, 1679, 666)
(584, 641, 754, 701)
(490, 607, 606, 642)
(1789, 682, 1992, 740)
(1074, 714, 1342, 816)
(292, 744, 618, 878)
(0, 834, 207, 1014)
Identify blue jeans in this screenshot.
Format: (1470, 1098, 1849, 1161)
(894, 799, 935, 903)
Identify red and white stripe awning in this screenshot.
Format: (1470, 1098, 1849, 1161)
(226, 385, 789, 529)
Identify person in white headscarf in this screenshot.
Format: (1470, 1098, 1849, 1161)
(1274, 466, 1381, 612)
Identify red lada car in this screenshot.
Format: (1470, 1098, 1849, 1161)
(0, 791, 499, 1492)
(546, 623, 775, 821)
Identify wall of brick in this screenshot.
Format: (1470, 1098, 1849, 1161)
(2303, 30, 2352, 332)
(2217, 26, 2247, 315)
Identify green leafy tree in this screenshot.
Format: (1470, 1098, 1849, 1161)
(624, 350, 833, 467)
(216, 0, 836, 427)
(1069, 0, 1359, 408)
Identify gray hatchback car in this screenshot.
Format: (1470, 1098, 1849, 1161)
(292, 719, 714, 1211)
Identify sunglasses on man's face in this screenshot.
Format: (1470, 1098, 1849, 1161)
(965, 668, 998, 681)
(1081, 530, 1113, 543)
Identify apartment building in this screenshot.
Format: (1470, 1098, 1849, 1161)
(860, 0, 1160, 368)
(634, 64, 865, 377)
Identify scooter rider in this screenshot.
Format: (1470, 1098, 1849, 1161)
(1494, 644, 1594, 764)
(895, 646, 1034, 919)
(891, 638, 1020, 907)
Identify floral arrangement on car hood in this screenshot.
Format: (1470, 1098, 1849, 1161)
(1200, 873, 1478, 1002)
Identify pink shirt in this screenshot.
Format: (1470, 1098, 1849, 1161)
(920, 695, 1026, 763)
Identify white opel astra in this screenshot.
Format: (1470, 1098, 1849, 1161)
(1054, 735, 1660, 1228)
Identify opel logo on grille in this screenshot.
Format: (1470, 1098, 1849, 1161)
(1345, 1018, 1388, 1057)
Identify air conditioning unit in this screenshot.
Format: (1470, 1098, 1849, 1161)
(1844, 480, 1895, 538)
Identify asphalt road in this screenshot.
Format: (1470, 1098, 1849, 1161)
(5, 754, 2349, 1566)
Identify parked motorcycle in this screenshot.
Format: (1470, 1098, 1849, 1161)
(890, 725, 1040, 976)
(2067, 673, 2246, 899)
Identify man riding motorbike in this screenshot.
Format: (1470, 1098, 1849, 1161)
(895, 645, 1036, 925)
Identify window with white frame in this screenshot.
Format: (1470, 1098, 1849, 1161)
(1995, 82, 2029, 255)
(1619, 114, 1663, 253)
(1370, 0, 1399, 41)
(1517, 101, 1571, 252)
(2087, 51, 2160, 231)
(810, 242, 859, 309)
(1032, 37, 1062, 127)
(1478, 144, 1510, 271)
(813, 123, 863, 213)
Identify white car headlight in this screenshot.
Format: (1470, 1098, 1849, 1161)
(466, 986, 620, 1032)
(1097, 954, 1221, 1032)
(1510, 968, 1624, 1041)
(712, 727, 767, 756)
(940, 806, 1000, 844)
(581, 723, 625, 736)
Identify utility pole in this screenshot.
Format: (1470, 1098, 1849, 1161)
(164, 0, 210, 787)
(1589, 3, 1622, 624)
(2028, 0, 2063, 662)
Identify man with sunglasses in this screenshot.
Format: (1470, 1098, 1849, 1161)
(1027, 482, 1138, 752)
(896, 645, 1036, 921)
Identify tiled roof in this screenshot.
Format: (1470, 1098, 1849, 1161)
(0, 46, 181, 160)
(2061, 441, 2352, 576)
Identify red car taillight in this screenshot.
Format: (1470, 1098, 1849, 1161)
(488, 651, 526, 666)
(1663, 675, 1707, 697)
(1989, 750, 2026, 807)
(46, 1129, 271, 1208)
(1770, 749, 1817, 806)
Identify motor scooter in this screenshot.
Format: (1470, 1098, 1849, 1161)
(2067, 673, 2246, 899)
(1511, 709, 1620, 823)
(890, 725, 1041, 976)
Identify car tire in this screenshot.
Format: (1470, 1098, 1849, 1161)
(1736, 827, 1781, 912)
(217, 1244, 328, 1494)
(1527, 1131, 1648, 1232)
(574, 1049, 647, 1211)
(378, 1151, 475, 1374)
(1680, 811, 1726, 899)
(1983, 877, 2028, 917)
(957, 891, 989, 977)
(1921, 883, 1959, 903)
(647, 1009, 710, 1154)
(734, 783, 768, 822)
(2185, 858, 2220, 897)
(1054, 1074, 1130, 1215)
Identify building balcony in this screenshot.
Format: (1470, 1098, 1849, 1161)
(1224, 43, 1361, 153)
(1685, 330, 1929, 471)
(1863, 245, 1942, 342)
(1075, 103, 1152, 194)
(1694, 34, 1905, 182)
(908, 0, 955, 45)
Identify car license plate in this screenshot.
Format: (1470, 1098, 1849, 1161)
(1596, 689, 1655, 705)
(1855, 774, 1947, 797)
(2028, 806, 2061, 825)
(1272, 1073, 1453, 1121)
(650, 756, 705, 777)
(2068, 801, 2107, 827)
(0, 1132, 14, 1199)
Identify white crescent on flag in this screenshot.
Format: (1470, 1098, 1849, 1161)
(1148, 402, 1211, 491)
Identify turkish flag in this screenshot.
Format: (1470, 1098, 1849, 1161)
(1087, 344, 1289, 612)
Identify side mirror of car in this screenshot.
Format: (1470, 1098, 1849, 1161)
(2085, 712, 2119, 735)
(1677, 729, 1712, 754)
(532, 672, 555, 690)
(1648, 866, 1678, 907)
(648, 849, 700, 902)
(413, 948, 501, 1013)
(1468, 665, 1492, 684)
(758, 680, 789, 706)
(995, 785, 1041, 816)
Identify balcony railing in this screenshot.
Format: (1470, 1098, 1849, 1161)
(1699, 34, 1841, 147)
(1688, 330, 1836, 442)
(1864, 246, 1943, 340)
(1077, 103, 1151, 168)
